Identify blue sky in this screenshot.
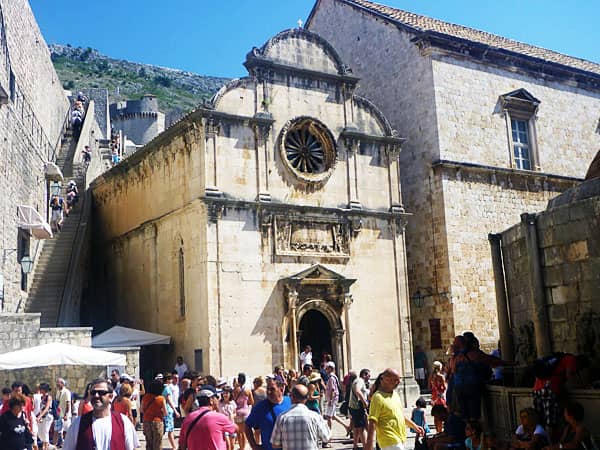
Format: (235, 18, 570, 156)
(29, 0, 599, 78)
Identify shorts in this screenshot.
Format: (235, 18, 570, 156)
(415, 368, 426, 380)
(349, 406, 367, 428)
(323, 399, 337, 418)
(164, 412, 174, 432)
(382, 443, 405, 450)
(51, 210, 63, 223)
(62, 417, 72, 432)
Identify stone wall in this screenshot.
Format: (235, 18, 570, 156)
(0, 0, 70, 313)
(0, 365, 106, 396)
(308, 0, 600, 361)
(0, 313, 92, 353)
(500, 178, 600, 368)
(81, 88, 110, 138)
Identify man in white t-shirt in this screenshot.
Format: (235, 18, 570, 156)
(174, 356, 189, 382)
(55, 377, 72, 444)
(299, 345, 313, 370)
(63, 379, 139, 450)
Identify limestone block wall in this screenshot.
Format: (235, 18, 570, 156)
(0, 0, 70, 313)
(500, 179, 600, 368)
(0, 313, 92, 353)
(92, 123, 205, 240)
(0, 365, 106, 395)
(308, 0, 600, 360)
(431, 57, 600, 176)
(441, 171, 567, 352)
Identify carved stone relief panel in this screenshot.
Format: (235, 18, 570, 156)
(274, 216, 350, 258)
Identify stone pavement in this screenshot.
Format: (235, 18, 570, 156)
(136, 406, 431, 450)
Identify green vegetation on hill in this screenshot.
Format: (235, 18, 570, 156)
(50, 44, 230, 120)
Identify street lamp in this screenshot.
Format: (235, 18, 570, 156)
(50, 181, 61, 196)
(19, 255, 34, 274)
(411, 290, 425, 308)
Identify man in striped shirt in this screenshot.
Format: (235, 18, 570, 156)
(271, 384, 330, 450)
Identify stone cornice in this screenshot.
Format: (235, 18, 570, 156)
(411, 32, 600, 92)
(203, 195, 411, 222)
(432, 159, 582, 186)
(244, 55, 360, 87)
(339, 128, 405, 147)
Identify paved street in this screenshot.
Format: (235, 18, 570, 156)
(133, 407, 427, 450)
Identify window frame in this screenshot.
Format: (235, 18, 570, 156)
(500, 89, 541, 172)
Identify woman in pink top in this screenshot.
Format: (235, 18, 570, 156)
(233, 373, 254, 450)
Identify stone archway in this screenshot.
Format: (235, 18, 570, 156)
(299, 309, 331, 367)
(280, 264, 356, 374)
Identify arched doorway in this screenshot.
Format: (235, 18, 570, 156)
(299, 309, 331, 367)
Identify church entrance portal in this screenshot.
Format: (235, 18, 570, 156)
(299, 309, 331, 368)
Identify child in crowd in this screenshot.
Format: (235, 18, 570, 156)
(465, 420, 483, 450)
(512, 407, 549, 450)
(411, 397, 431, 435)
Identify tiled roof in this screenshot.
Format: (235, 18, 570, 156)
(342, 0, 600, 76)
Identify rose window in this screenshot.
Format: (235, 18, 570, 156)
(280, 118, 336, 184)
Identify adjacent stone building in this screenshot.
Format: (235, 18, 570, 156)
(492, 165, 600, 370)
(91, 28, 419, 401)
(0, 0, 70, 313)
(110, 94, 165, 146)
(307, 0, 600, 358)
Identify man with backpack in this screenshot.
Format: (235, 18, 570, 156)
(179, 385, 236, 450)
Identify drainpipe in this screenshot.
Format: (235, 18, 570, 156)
(488, 233, 514, 361)
(521, 213, 552, 357)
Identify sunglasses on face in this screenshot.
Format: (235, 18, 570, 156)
(91, 390, 110, 397)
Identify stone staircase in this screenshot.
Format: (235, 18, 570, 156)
(26, 130, 87, 327)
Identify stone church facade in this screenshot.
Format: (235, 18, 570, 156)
(307, 0, 600, 359)
(91, 29, 418, 399)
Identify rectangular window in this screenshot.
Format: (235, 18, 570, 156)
(429, 318, 442, 350)
(511, 119, 531, 170)
(194, 349, 203, 372)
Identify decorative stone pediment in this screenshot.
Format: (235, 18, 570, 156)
(281, 264, 356, 310)
(274, 215, 350, 258)
(500, 88, 540, 116)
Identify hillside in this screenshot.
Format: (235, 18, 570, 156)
(50, 44, 230, 122)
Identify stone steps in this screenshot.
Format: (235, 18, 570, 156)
(26, 128, 88, 328)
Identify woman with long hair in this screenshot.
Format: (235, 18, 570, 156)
(430, 360, 448, 433)
(233, 373, 254, 450)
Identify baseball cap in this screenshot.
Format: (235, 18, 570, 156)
(197, 385, 217, 398)
(326, 361, 335, 369)
(154, 373, 164, 380)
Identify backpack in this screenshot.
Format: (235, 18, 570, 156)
(50, 399, 60, 420)
(533, 353, 564, 379)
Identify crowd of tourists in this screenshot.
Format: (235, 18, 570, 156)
(410, 332, 595, 450)
(0, 336, 596, 450)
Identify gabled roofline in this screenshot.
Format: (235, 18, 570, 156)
(307, 0, 600, 92)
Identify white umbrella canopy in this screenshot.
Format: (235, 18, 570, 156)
(92, 325, 171, 348)
(0, 342, 126, 370)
